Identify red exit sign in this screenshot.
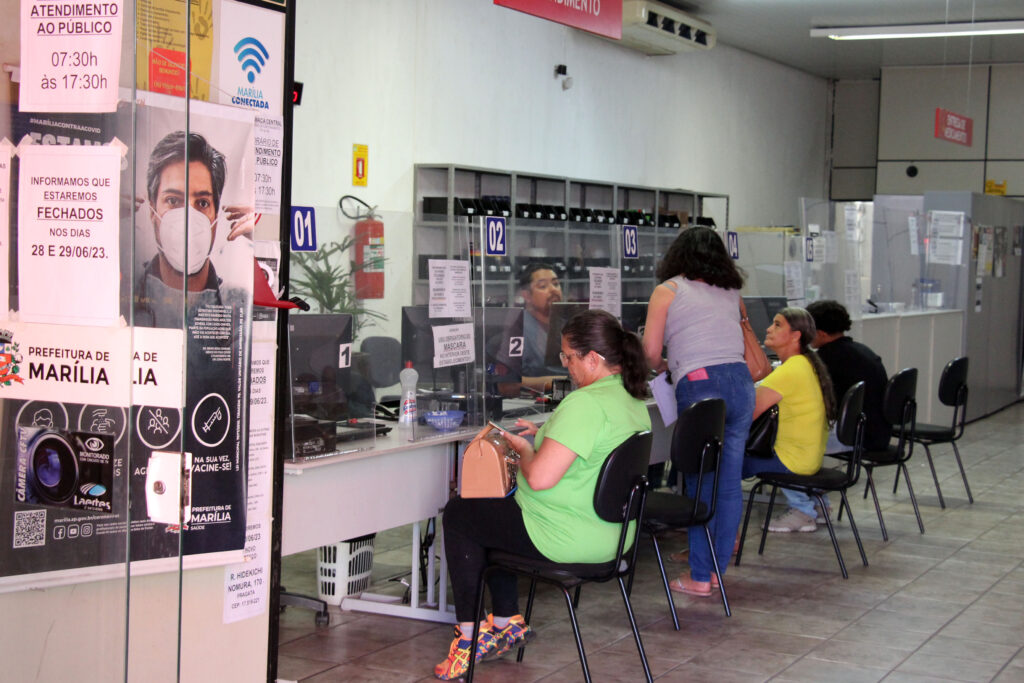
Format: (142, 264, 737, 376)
(934, 107, 972, 147)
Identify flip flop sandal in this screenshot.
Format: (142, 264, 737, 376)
(668, 577, 712, 597)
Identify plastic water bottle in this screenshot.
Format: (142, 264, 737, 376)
(399, 361, 418, 424)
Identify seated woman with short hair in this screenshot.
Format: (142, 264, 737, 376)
(435, 309, 651, 680)
(743, 307, 836, 533)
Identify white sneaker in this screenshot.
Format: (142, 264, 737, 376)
(767, 508, 817, 533)
(813, 503, 833, 525)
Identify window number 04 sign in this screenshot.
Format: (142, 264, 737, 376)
(290, 206, 317, 252)
(483, 216, 506, 256)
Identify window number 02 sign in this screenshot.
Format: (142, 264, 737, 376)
(483, 216, 506, 256)
(290, 206, 317, 252)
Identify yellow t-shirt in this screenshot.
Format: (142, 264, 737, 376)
(760, 354, 828, 475)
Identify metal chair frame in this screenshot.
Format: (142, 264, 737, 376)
(465, 431, 654, 683)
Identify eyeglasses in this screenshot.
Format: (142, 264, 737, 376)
(559, 350, 607, 365)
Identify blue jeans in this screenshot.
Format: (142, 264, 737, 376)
(741, 450, 818, 518)
(780, 429, 844, 515)
(675, 362, 755, 582)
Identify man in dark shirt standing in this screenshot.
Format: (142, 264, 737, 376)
(772, 300, 889, 530)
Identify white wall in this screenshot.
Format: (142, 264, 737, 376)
(292, 0, 829, 335)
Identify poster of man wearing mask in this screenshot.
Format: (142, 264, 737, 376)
(129, 98, 255, 559)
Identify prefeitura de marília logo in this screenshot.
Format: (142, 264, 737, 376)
(0, 329, 24, 387)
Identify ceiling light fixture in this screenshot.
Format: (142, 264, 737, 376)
(810, 20, 1024, 40)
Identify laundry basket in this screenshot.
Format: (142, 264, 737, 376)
(317, 534, 375, 606)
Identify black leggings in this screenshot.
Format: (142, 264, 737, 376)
(442, 495, 548, 622)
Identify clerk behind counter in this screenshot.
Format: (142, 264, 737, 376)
(519, 262, 568, 391)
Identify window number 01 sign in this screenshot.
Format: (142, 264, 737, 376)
(290, 206, 317, 252)
(483, 216, 506, 256)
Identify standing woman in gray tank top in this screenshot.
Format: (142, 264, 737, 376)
(642, 227, 755, 597)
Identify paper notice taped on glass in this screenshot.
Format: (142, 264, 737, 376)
(824, 232, 838, 264)
(908, 216, 920, 256)
(929, 210, 965, 238)
(844, 205, 860, 241)
(844, 270, 861, 313)
(428, 259, 471, 318)
(784, 261, 805, 302)
(588, 266, 621, 318)
(433, 322, 475, 369)
(927, 237, 963, 266)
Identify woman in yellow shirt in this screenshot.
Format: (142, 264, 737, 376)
(742, 307, 836, 532)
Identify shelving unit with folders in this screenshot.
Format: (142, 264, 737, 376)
(412, 164, 729, 310)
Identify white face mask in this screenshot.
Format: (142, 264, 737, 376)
(153, 205, 216, 275)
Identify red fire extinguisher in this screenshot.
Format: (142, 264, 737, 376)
(342, 195, 385, 299)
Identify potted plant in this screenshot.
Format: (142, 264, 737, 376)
(288, 235, 386, 335)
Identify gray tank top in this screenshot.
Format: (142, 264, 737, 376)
(663, 276, 745, 377)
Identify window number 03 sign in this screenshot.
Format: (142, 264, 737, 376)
(483, 216, 506, 256)
(622, 225, 639, 259)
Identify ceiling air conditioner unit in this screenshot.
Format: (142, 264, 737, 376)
(620, 1, 716, 55)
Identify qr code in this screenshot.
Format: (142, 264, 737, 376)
(13, 509, 47, 549)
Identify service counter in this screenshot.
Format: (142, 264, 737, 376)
(854, 309, 964, 425)
(281, 401, 671, 622)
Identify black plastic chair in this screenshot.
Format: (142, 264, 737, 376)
(736, 383, 869, 579)
(910, 357, 972, 508)
(858, 367, 922, 540)
(466, 431, 654, 683)
(642, 398, 729, 624)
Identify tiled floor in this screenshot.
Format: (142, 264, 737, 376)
(277, 402, 1024, 682)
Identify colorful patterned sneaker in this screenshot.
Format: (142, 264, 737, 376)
(490, 614, 535, 658)
(433, 625, 501, 680)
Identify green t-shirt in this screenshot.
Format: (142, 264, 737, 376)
(515, 374, 652, 563)
(760, 354, 828, 475)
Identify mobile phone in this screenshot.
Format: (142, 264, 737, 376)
(489, 420, 526, 434)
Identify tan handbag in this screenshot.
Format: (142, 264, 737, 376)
(739, 299, 771, 382)
(460, 425, 520, 498)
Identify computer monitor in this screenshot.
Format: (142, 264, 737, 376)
(620, 301, 649, 335)
(742, 296, 789, 347)
(543, 302, 590, 369)
(288, 313, 366, 420)
(400, 306, 525, 392)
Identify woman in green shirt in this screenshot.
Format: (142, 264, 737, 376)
(434, 309, 651, 680)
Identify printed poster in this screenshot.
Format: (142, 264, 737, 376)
(0, 140, 11, 319)
(16, 142, 122, 327)
(135, 0, 214, 100)
(223, 331, 276, 623)
(993, 227, 1007, 278)
(253, 115, 284, 215)
(129, 95, 255, 559)
(215, 0, 286, 115)
(19, 0, 124, 113)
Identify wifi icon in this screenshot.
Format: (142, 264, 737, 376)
(234, 37, 270, 84)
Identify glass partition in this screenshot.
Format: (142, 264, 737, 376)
(2, 0, 288, 679)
